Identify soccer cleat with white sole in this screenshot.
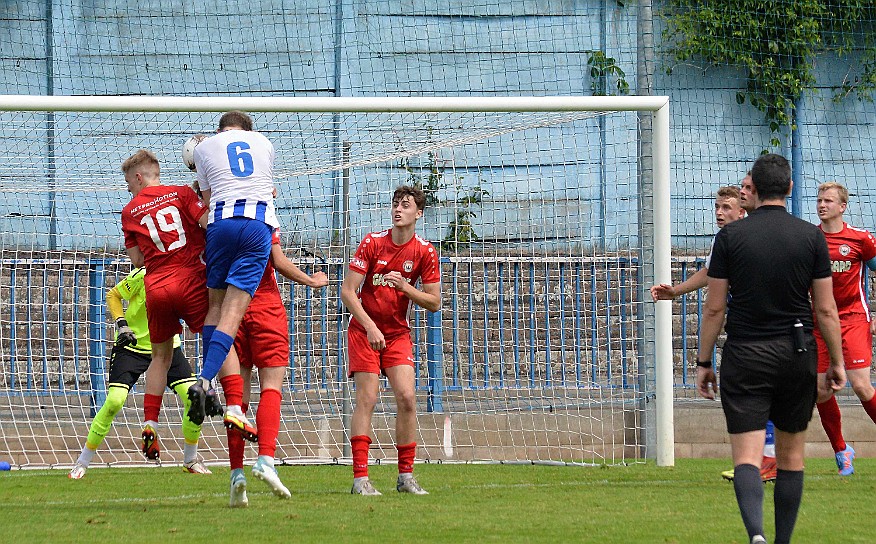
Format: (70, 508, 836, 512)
(251, 458, 291, 499)
(751, 535, 767, 544)
(68, 463, 87, 479)
(835, 445, 855, 476)
(351, 477, 382, 496)
(396, 476, 429, 495)
(229, 469, 248, 508)
(224, 407, 258, 443)
(183, 459, 212, 474)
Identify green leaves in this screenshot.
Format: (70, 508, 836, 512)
(663, 0, 876, 149)
(402, 143, 489, 251)
(587, 51, 630, 96)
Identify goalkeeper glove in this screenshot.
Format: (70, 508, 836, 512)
(205, 388, 224, 418)
(115, 318, 137, 348)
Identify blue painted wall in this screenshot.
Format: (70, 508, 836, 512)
(0, 1, 873, 251)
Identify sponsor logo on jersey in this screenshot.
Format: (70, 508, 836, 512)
(378, 260, 388, 265)
(839, 244, 851, 256)
(404, 260, 413, 272)
(832, 260, 852, 273)
(351, 257, 366, 269)
(372, 273, 411, 287)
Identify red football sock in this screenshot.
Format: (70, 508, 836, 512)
(144, 393, 162, 424)
(861, 393, 876, 425)
(817, 396, 846, 452)
(351, 435, 371, 478)
(227, 403, 248, 470)
(219, 374, 244, 408)
(397, 442, 416, 474)
(228, 429, 245, 470)
(256, 388, 282, 458)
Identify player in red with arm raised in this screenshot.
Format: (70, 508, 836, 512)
(814, 181, 876, 476)
(341, 185, 441, 496)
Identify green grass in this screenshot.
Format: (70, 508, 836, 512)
(1, 459, 873, 543)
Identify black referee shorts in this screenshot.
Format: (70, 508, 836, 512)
(107, 346, 194, 390)
(719, 334, 817, 434)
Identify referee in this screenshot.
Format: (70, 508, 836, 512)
(696, 153, 846, 544)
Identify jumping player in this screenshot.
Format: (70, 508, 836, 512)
(120, 149, 225, 454)
(187, 111, 279, 435)
(341, 185, 441, 496)
(813, 181, 876, 476)
(68, 267, 210, 478)
(227, 229, 328, 507)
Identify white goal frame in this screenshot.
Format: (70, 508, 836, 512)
(0, 94, 673, 467)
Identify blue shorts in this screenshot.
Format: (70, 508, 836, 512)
(205, 217, 272, 296)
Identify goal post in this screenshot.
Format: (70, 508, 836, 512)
(0, 95, 673, 469)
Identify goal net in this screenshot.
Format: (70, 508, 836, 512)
(0, 95, 671, 469)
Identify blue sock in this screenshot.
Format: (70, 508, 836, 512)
(201, 325, 216, 371)
(201, 330, 234, 382)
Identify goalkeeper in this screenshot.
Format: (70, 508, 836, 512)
(68, 267, 214, 478)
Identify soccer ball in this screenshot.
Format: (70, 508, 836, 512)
(182, 133, 209, 172)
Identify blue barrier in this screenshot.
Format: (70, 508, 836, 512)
(0, 256, 649, 410)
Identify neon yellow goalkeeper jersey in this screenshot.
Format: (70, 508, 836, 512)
(115, 268, 181, 354)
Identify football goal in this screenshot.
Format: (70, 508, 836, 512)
(0, 95, 672, 469)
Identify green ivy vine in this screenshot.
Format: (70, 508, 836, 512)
(663, 1, 876, 147)
(402, 143, 489, 252)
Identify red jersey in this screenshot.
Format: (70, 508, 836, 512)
(348, 229, 441, 338)
(822, 222, 876, 322)
(121, 185, 207, 289)
(250, 228, 282, 308)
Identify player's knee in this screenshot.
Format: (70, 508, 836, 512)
(355, 393, 379, 413)
(103, 387, 129, 415)
(395, 390, 417, 413)
(851, 380, 875, 400)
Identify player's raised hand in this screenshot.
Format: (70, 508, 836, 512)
(114, 318, 137, 348)
(649, 283, 676, 301)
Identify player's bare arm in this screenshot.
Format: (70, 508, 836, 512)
(695, 276, 728, 400)
(270, 244, 328, 288)
(650, 267, 709, 301)
(383, 271, 441, 312)
(127, 245, 145, 268)
(341, 269, 385, 350)
(811, 276, 846, 394)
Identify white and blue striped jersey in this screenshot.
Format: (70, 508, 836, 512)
(194, 129, 279, 228)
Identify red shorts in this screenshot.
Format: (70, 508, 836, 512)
(145, 273, 208, 344)
(235, 299, 289, 369)
(347, 326, 414, 377)
(814, 318, 872, 372)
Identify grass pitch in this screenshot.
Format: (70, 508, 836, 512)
(1, 458, 872, 543)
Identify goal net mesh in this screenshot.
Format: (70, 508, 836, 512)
(0, 105, 656, 468)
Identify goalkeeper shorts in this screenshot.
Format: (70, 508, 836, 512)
(108, 346, 193, 389)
